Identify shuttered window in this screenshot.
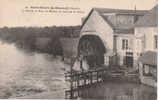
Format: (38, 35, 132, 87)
(154, 35, 158, 49)
(122, 39, 128, 50)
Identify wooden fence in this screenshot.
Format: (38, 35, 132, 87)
(65, 67, 140, 99)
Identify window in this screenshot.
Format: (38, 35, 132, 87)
(143, 64, 157, 81)
(143, 64, 152, 76)
(122, 39, 128, 50)
(104, 56, 109, 66)
(142, 35, 146, 49)
(154, 35, 158, 49)
(144, 65, 150, 74)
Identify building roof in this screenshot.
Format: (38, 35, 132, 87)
(94, 8, 147, 15)
(135, 4, 158, 27)
(138, 51, 157, 66)
(100, 15, 135, 33)
(94, 8, 147, 34)
(81, 7, 148, 34)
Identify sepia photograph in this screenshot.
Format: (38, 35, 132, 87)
(0, 0, 157, 99)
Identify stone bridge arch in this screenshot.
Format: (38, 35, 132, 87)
(78, 34, 106, 68)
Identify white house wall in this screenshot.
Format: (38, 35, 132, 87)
(80, 10, 114, 52)
(135, 27, 158, 52)
(80, 9, 157, 68)
(115, 34, 135, 54)
(115, 34, 139, 66)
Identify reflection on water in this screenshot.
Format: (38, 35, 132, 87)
(79, 81, 157, 100)
(0, 41, 157, 99)
(0, 41, 67, 98)
(0, 41, 35, 85)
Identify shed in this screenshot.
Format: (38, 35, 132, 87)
(138, 51, 157, 66)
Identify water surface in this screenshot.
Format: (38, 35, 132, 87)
(0, 40, 156, 99)
(0, 41, 67, 98)
(79, 81, 156, 100)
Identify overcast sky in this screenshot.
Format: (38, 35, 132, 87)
(0, 0, 157, 27)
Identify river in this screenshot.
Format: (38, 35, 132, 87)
(0, 40, 156, 99)
(0, 41, 68, 98)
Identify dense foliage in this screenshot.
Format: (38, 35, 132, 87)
(0, 26, 80, 56)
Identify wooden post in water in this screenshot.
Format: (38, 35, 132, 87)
(84, 72, 86, 86)
(77, 74, 80, 97)
(70, 58, 74, 99)
(101, 70, 104, 82)
(87, 72, 90, 85)
(97, 71, 99, 82)
(90, 72, 93, 84)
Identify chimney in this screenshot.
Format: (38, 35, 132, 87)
(134, 5, 138, 23)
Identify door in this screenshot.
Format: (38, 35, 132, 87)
(125, 52, 133, 67)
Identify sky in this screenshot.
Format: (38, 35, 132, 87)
(0, 0, 157, 27)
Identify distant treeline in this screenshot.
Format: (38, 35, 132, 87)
(0, 26, 80, 56)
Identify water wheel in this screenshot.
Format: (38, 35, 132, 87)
(78, 35, 105, 68)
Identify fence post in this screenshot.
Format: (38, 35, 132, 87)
(97, 71, 99, 82)
(70, 57, 74, 99)
(90, 72, 93, 84)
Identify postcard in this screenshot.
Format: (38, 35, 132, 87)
(0, 0, 157, 99)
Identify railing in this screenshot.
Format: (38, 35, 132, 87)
(65, 67, 139, 99)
